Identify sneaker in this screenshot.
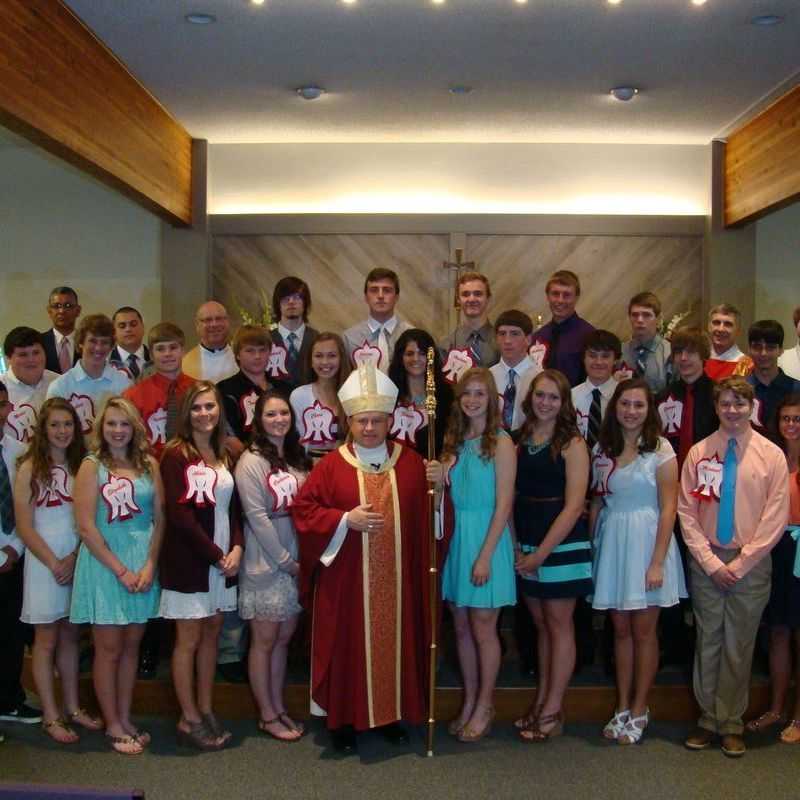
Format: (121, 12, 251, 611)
(0, 703, 43, 724)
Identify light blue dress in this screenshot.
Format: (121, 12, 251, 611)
(70, 456, 160, 625)
(441, 434, 516, 608)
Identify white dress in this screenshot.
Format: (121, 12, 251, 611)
(591, 437, 687, 611)
(289, 383, 340, 455)
(159, 466, 238, 619)
(21, 467, 78, 624)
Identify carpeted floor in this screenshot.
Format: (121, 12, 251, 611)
(1, 715, 798, 800)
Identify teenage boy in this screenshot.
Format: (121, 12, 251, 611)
(0, 327, 58, 443)
(620, 291, 671, 393)
(41, 286, 81, 374)
(270, 276, 318, 390)
(47, 314, 131, 435)
(571, 329, 621, 450)
(182, 301, 237, 383)
(490, 310, 536, 433)
(110, 307, 151, 380)
(705, 304, 750, 383)
(217, 325, 291, 458)
(679, 377, 789, 757)
(439, 271, 500, 371)
(777, 306, 800, 380)
(123, 323, 195, 461)
(343, 268, 411, 372)
(746, 320, 800, 433)
(532, 270, 594, 387)
(0, 380, 41, 726)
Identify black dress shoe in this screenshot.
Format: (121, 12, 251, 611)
(216, 661, 248, 684)
(376, 722, 409, 745)
(330, 725, 357, 753)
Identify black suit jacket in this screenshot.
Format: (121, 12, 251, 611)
(272, 326, 319, 391)
(109, 345, 151, 377)
(41, 329, 79, 375)
(656, 374, 719, 454)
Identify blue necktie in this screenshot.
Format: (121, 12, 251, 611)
(717, 437, 737, 545)
(287, 332, 299, 371)
(503, 369, 516, 430)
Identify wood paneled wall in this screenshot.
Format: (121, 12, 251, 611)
(724, 85, 800, 227)
(0, 0, 193, 225)
(213, 233, 702, 340)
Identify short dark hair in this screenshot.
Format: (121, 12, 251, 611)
(364, 268, 399, 294)
(494, 309, 533, 336)
(628, 291, 661, 317)
(3, 326, 45, 358)
(272, 276, 311, 322)
(48, 286, 78, 302)
(748, 319, 784, 348)
(582, 329, 622, 360)
(670, 326, 711, 361)
(112, 306, 143, 322)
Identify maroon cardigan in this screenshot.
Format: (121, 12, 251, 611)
(159, 448, 244, 594)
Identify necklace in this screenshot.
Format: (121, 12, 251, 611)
(526, 439, 551, 456)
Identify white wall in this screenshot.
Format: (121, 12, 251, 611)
(755, 201, 800, 333)
(209, 142, 709, 216)
(0, 133, 162, 346)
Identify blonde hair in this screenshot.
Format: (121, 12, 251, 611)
(442, 367, 501, 462)
(93, 396, 152, 474)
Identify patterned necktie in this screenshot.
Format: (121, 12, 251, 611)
(587, 387, 602, 449)
(165, 381, 179, 441)
(286, 332, 299, 372)
(127, 352, 140, 380)
(467, 330, 482, 366)
(717, 437, 737, 545)
(503, 368, 517, 430)
(58, 337, 71, 373)
(0, 442, 16, 533)
(635, 345, 648, 378)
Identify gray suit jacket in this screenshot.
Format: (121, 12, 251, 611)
(343, 318, 412, 372)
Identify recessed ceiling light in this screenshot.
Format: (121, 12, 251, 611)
(250, 0, 265, 5)
(750, 14, 783, 26)
(185, 12, 216, 24)
(514, 0, 528, 4)
(691, 0, 707, 5)
(431, 0, 446, 5)
(610, 86, 639, 101)
(341, 0, 357, 4)
(607, 0, 622, 5)
(449, 86, 473, 95)
(296, 86, 326, 100)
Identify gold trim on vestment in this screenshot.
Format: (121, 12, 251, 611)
(356, 468, 374, 728)
(389, 467, 403, 719)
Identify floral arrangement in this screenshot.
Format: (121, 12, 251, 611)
(659, 308, 693, 341)
(234, 288, 274, 330)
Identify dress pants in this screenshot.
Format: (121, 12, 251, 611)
(690, 547, 771, 735)
(0, 560, 27, 712)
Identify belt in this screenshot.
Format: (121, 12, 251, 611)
(517, 495, 564, 503)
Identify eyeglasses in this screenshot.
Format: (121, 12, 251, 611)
(780, 415, 800, 424)
(49, 302, 76, 311)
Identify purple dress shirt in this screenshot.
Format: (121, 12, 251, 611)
(533, 313, 595, 387)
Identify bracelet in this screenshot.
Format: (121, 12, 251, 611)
(116, 566, 128, 579)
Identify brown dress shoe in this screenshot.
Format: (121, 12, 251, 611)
(721, 734, 746, 758)
(685, 727, 715, 750)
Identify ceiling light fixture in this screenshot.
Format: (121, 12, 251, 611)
(610, 86, 639, 101)
(750, 14, 783, 26)
(185, 12, 216, 24)
(296, 85, 326, 100)
(514, 0, 528, 4)
(431, 0, 446, 5)
(340, 0, 357, 4)
(250, 0, 265, 6)
(607, 0, 622, 6)
(691, 0, 707, 5)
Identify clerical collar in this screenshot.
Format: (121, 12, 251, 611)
(201, 343, 229, 354)
(353, 441, 389, 470)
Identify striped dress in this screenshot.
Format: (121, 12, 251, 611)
(514, 441, 593, 600)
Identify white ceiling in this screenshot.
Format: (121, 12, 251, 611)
(61, 0, 800, 145)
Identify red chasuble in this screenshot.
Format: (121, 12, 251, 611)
(291, 442, 432, 731)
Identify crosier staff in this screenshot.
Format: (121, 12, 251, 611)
(425, 346, 438, 757)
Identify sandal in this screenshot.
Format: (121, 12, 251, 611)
(519, 710, 564, 743)
(277, 711, 305, 736)
(67, 708, 104, 731)
(514, 701, 543, 731)
(42, 717, 79, 745)
(106, 732, 144, 755)
(602, 709, 631, 740)
(258, 716, 302, 743)
(131, 730, 151, 747)
(458, 706, 495, 743)
(618, 709, 649, 745)
(176, 720, 225, 751)
(745, 710, 785, 733)
(202, 712, 232, 744)
(779, 720, 800, 744)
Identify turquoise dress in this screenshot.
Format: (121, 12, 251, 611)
(70, 456, 160, 625)
(441, 434, 516, 608)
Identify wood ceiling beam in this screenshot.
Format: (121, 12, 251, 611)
(724, 84, 800, 227)
(0, 0, 192, 226)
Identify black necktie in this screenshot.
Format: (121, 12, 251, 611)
(503, 369, 517, 430)
(127, 353, 140, 379)
(546, 325, 561, 370)
(587, 388, 602, 449)
(0, 442, 16, 533)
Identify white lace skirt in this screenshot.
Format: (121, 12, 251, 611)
(238, 571, 301, 622)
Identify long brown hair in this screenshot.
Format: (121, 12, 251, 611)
(249, 391, 312, 473)
(306, 332, 349, 439)
(93, 396, 152, 474)
(163, 381, 228, 465)
(773, 393, 800, 490)
(597, 378, 661, 457)
(19, 398, 86, 495)
(442, 367, 501, 462)
(519, 369, 582, 459)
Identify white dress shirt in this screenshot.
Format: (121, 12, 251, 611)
(778, 343, 800, 381)
(0, 368, 59, 442)
(572, 376, 618, 438)
(489, 356, 536, 431)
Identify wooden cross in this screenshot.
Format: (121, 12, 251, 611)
(442, 248, 476, 311)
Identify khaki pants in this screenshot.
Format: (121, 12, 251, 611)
(689, 547, 771, 735)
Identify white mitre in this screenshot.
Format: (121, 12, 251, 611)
(338, 361, 398, 417)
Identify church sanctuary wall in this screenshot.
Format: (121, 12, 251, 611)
(0, 130, 162, 339)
